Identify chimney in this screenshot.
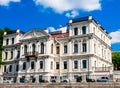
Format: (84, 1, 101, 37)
(16, 29, 20, 33)
(88, 16, 92, 20)
(44, 28, 49, 33)
(4, 32, 7, 35)
(69, 20, 72, 23)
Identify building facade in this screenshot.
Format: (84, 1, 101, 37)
(1, 16, 113, 83)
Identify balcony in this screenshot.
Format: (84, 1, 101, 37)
(24, 52, 39, 58)
(93, 67, 111, 72)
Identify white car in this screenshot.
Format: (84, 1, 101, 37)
(3, 79, 14, 83)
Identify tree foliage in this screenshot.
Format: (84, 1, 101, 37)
(0, 27, 14, 64)
(112, 52, 120, 70)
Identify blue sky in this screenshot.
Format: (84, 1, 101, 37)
(0, 0, 120, 51)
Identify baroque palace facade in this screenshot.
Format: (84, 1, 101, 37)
(1, 16, 113, 83)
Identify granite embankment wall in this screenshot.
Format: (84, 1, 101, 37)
(0, 82, 120, 88)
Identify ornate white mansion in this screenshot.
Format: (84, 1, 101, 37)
(1, 16, 113, 83)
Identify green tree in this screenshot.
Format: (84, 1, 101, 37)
(112, 52, 120, 70)
(0, 27, 14, 65)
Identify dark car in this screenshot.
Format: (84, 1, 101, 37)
(76, 76, 95, 82)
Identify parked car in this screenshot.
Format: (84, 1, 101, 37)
(60, 77, 69, 82)
(50, 77, 56, 82)
(76, 76, 95, 82)
(3, 78, 14, 83)
(96, 76, 115, 82)
(20, 79, 29, 83)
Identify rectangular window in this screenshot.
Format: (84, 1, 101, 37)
(40, 61, 43, 69)
(5, 52, 8, 60)
(64, 45, 67, 54)
(23, 62, 26, 70)
(74, 44, 78, 53)
(9, 65, 12, 72)
(16, 64, 19, 72)
(4, 66, 6, 72)
(17, 51, 20, 59)
(56, 62, 59, 69)
(64, 61, 67, 69)
(82, 26, 86, 34)
(74, 28, 78, 35)
(56, 46, 60, 54)
(12, 38, 14, 44)
(74, 60, 78, 69)
(31, 61, 35, 69)
(82, 60, 87, 69)
(51, 61, 53, 69)
(11, 51, 13, 59)
(82, 43, 87, 52)
(6, 39, 9, 45)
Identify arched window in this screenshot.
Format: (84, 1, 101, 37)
(31, 61, 35, 69)
(32, 44, 36, 54)
(51, 44, 53, 54)
(40, 61, 43, 69)
(82, 26, 86, 34)
(23, 62, 26, 70)
(74, 27, 78, 35)
(24, 45, 27, 55)
(41, 43, 44, 54)
(56, 43, 60, 54)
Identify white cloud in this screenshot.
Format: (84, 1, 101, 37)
(0, 0, 20, 6)
(66, 10, 79, 18)
(48, 27, 58, 32)
(33, 0, 101, 17)
(109, 29, 120, 44)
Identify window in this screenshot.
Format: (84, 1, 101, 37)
(94, 44, 96, 53)
(82, 26, 86, 34)
(31, 61, 35, 69)
(64, 45, 67, 54)
(11, 51, 13, 59)
(74, 43, 78, 53)
(94, 61, 96, 68)
(74, 60, 78, 69)
(12, 38, 14, 44)
(4, 66, 6, 72)
(82, 43, 87, 52)
(9, 65, 12, 72)
(64, 61, 67, 69)
(51, 61, 53, 69)
(74, 27, 78, 35)
(40, 61, 43, 69)
(23, 62, 26, 70)
(56, 62, 59, 69)
(56, 46, 60, 54)
(6, 39, 9, 45)
(82, 60, 87, 68)
(41, 43, 44, 54)
(16, 64, 19, 72)
(24, 45, 27, 55)
(5, 52, 8, 60)
(17, 51, 20, 59)
(32, 44, 36, 54)
(51, 44, 53, 54)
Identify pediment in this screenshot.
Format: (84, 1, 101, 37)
(21, 29, 48, 40)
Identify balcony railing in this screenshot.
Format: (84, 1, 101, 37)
(24, 52, 39, 57)
(93, 67, 111, 72)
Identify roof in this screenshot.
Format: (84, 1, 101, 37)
(51, 32, 69, 38)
